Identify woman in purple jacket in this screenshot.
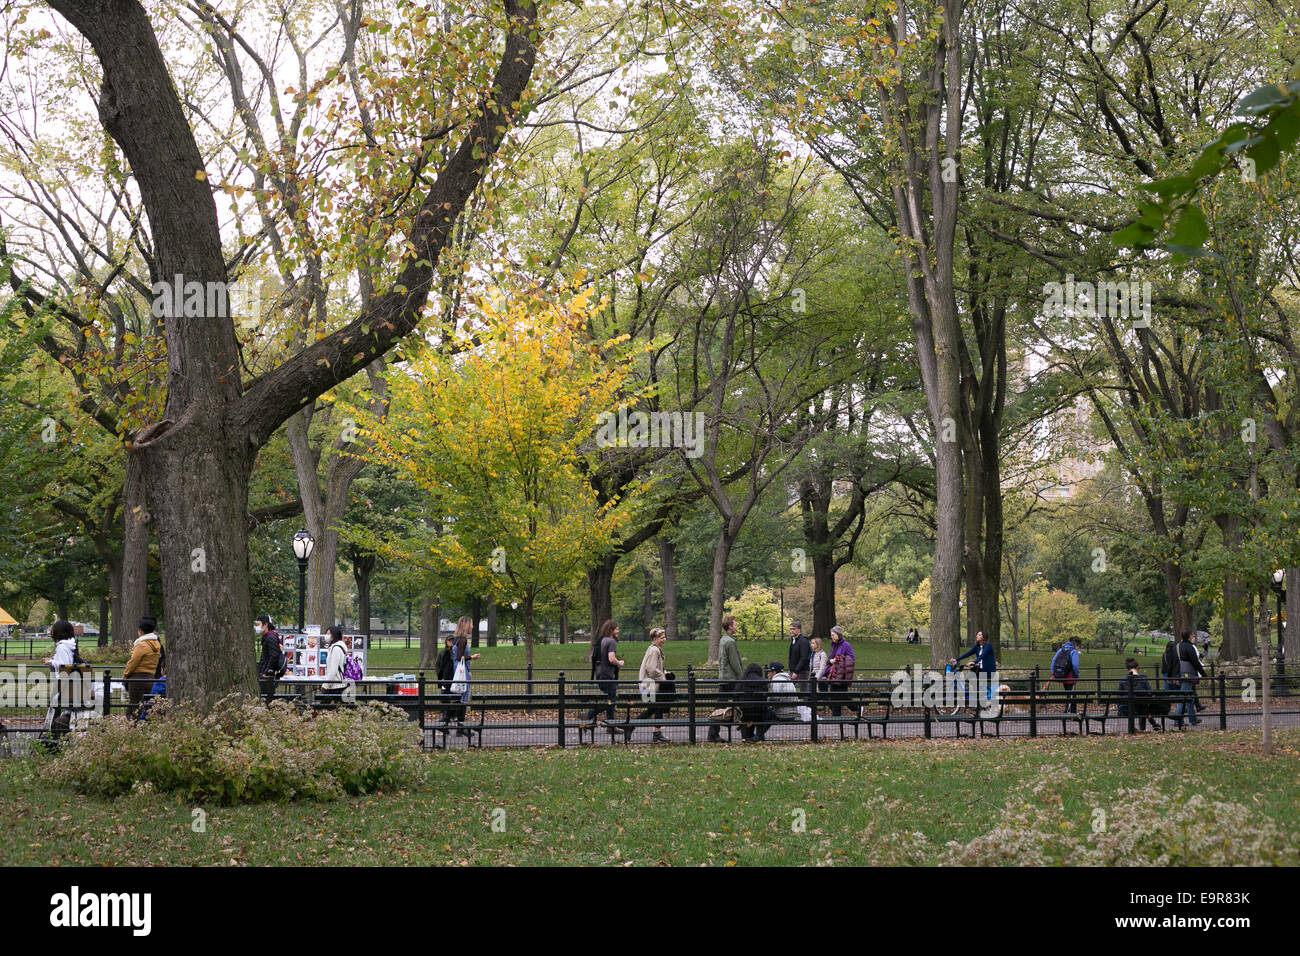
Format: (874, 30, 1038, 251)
(820, 626, 856, 716)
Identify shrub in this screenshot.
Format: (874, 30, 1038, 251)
(47, 694, 419, 803)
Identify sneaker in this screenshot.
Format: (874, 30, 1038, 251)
(652, 732, 669, 744)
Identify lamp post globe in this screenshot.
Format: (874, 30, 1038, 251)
(292, 530, 314, 632)
(1271, 569, 1286, 679)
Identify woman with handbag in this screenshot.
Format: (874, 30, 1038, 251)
(449, 616, 480, 737)
(821, 626, 856, 717)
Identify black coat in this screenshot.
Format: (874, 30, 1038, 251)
(257, 629, 281, 677)
(788, 634, 811, 675)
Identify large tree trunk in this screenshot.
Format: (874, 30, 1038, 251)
(659, 538, 678, 641)
(117, 452, 151, 649)
(105, 550, 123, 649)
(419, 593, 439, 671)
(97, 589, 109, 648)
(558, 594, 569, 645)
(1285, 568, 1299, 669)
(486, 601, 497, 647)
(523, 590, 535, 679)
(587, 554, 616, 641)
(811, 551, 836, 642)
(351, 552, 374, 640)
(707, 517, 741, 664)
(141, 426, 259, 709)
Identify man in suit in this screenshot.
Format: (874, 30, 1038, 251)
(787, 619, 811, 692)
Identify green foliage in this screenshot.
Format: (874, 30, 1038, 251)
(844, 582, 911, 641)
(724, 585, 781, 641)
(48, 695, 419, 804)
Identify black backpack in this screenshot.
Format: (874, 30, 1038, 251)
(435, 647, 452, 682)
(1051, 646, 1072, 679)
(274, 645, 288, 679)
(1160, 642, 1179, 678)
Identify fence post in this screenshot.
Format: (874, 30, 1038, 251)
(687, 666, 696, 745)
(1029, 672, 1037, 737)
(558, 672, 566, 749)
(1126, 673, 1136, 735)
(1218, 672, 1227, 731)
(810, 676, 818, 743)
(417, 671, 426, 748)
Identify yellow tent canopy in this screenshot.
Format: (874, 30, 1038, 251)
(0, 606, 17, 626)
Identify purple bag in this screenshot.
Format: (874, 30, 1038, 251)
(342, 654, 364, 682)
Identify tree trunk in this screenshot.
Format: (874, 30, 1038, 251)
(811, 550, 836, 642)
(140, 427, 259, 709)
(707, 518, 740, 664)
(117, 452, 151, 649)
(659, 538, 678, 641)
(419, 593, 439, 671)
(97, 589, 109, 648)
(486, 601, 497, 647)
(558, 594, 569, 644)
(642, 565, 652, 640)
(471, 596, 482, 649)
(105, 549, 124, 649)
(587, 554, 616, 640)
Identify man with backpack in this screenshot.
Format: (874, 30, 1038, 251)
(255, 613, 285, 701)
(1042, 638, 1081, 716)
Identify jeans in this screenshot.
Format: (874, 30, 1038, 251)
(587, 678, 617, 722)
(1175, 680, 1200, 724)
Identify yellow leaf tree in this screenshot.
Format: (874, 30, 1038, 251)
(358, 283, 647, 675)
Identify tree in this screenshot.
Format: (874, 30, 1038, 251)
(354, 282, 646, 677)
(40, 0, 542, 706)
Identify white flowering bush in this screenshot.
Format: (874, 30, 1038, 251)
(47, 695, 419, 803)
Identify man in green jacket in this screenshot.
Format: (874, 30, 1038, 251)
(709, 615, 743, 742)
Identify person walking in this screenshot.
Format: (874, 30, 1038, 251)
(449, 616, 480, 736)
(1173, 630, 1205, 727)
(435, 633, 456, 724)
(1043, 639, 1081, 715)
(585, 619, 624, 727)
(124, 616, 163, 718)
(820, 625, 856, 717)
(787, 620, 811, 692)
(810, 637, 829, 698)
(254, 613, 282, 701)
(629, 627, 670, 743)
(46, 620, 84, 670)
(951, 630, 997, 704)
(321, 626, 350, 699)
(1116, 658, 1157, 732)
(708, 615, 743, 742)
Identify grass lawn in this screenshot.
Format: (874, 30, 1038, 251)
(3, 728, 1296, 866)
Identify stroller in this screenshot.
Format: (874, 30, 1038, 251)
(35, 664, 98, 753)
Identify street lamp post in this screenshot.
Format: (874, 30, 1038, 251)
(511, 601, 519, 646)
(1270, 570, 1286, 682)
(292, 530, 315, 633)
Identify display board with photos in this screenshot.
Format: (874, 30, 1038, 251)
(280, 626, 366, 679)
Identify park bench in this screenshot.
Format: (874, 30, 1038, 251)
(1083, 687, 1194, 734)
(817, 681, 896, 740)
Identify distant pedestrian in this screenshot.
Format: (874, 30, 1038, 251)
(449, 616, 480, 736)
(435, 633, 456, 722)
(1116, 658, 1157, 732)
(46, 620, 84, 671)
(585, 619, 623, 727)
(820, 625, 856, 717)
(255, 613, 282, 701)
(708, 615, 743, 742)
(1173, 630, 1205, 727)
(124, 616, 163, 718)
(629, 627, 669, 743)
(787, 620, 811, 691)
(906, 627, 920, 645)
(1043, 639, 1081, 714)
(321, 626, 349, 698)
